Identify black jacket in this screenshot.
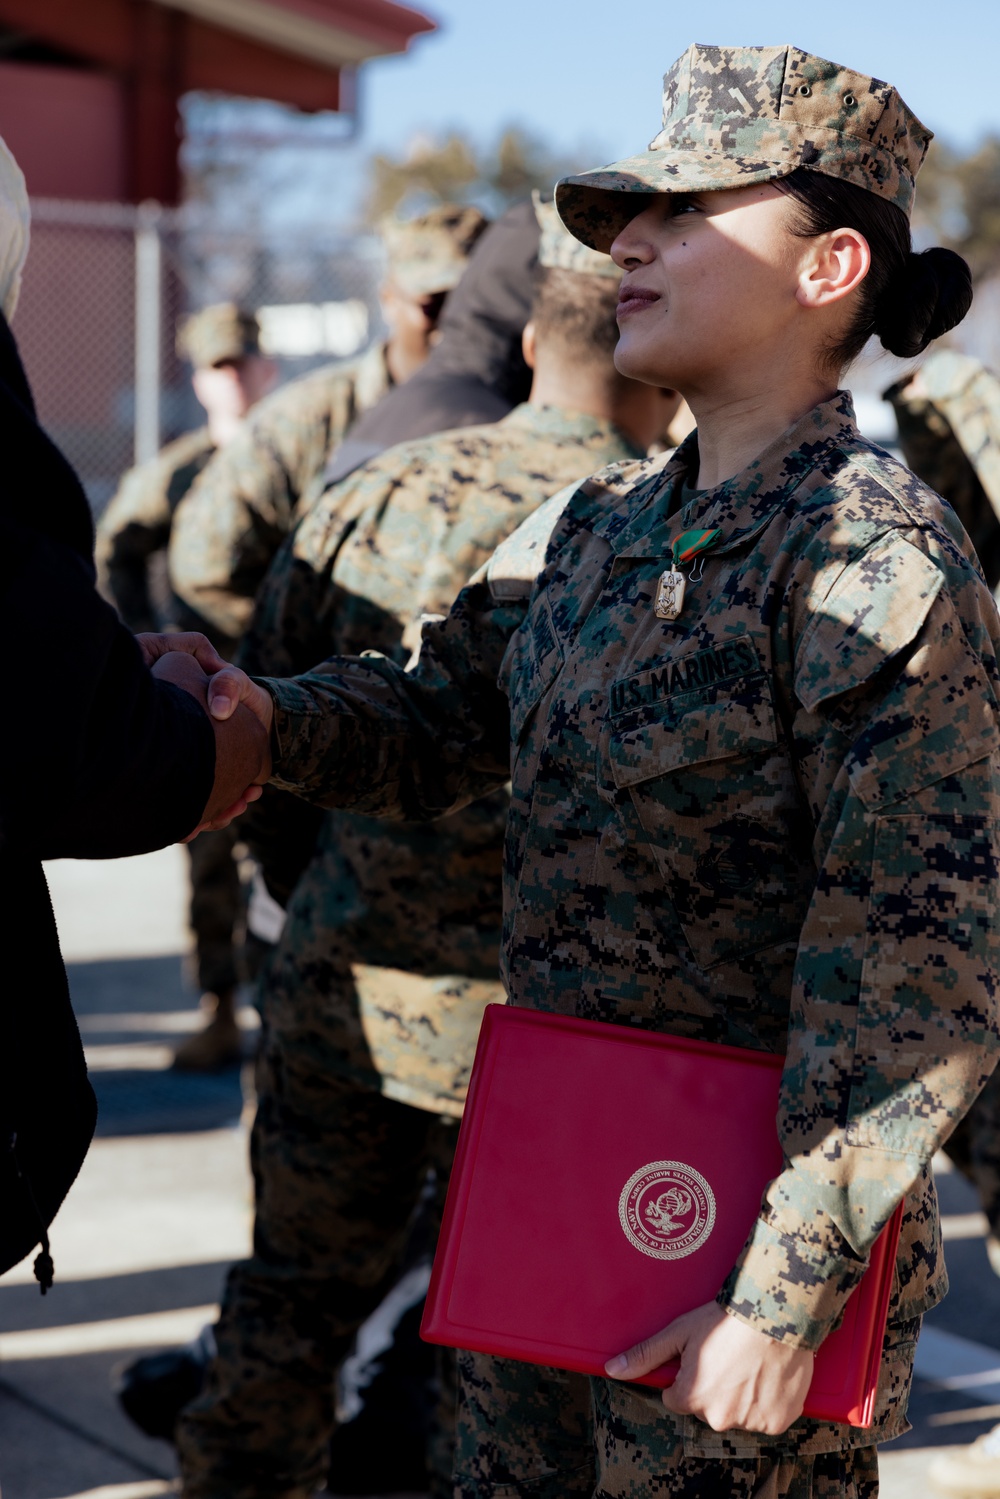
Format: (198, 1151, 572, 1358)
(0, 315, 215, 1285)
(324, 199, 540, 485)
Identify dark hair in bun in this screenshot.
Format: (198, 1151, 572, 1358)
(777, 168, 973, 368)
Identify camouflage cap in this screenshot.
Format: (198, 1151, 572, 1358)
(177, 303, 261, 368)
(381, 204, 490, 298)
(556, 44, 932, 253)
(532, 190, 619, 279)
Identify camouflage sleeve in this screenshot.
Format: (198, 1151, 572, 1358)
(260, 573, 524, 821)
(95, 464, 171, 633)
(257, 481, 580, 817)
(169, 372, 355, 640)
(721, 541, 1000, 1348)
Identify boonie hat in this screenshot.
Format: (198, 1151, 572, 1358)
(177, 303, 261, 368)
(532, 190, 619, 279)
(382, 204, 490, 298)
(556, 43, 932, 253)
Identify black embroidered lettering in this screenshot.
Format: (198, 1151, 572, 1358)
(733, 638, 756, 673)
(700, 652, 719, 685)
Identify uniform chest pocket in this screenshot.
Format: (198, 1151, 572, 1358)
(608, 684, 814, 971)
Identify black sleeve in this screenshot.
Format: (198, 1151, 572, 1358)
(0, 514, 215, 859)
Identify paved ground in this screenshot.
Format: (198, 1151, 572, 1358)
(4, 848, 1000, 1497)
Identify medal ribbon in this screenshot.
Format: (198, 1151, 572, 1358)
(671, 527, 723, 567)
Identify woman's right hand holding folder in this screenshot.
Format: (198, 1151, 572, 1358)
(605, 1301, 815, 1435)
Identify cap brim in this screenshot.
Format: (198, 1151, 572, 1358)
(556, 148, 793, 252)
(390, 263, 466, 298)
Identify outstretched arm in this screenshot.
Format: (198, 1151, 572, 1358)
(199, 572, 523, 824)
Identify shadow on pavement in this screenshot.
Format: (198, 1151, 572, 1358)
(66, 955, 247, 1138)
(0, 1259, 233, 1334)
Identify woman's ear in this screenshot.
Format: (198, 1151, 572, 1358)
(796, 228, 870, 310)
(521, 320, 537, 370)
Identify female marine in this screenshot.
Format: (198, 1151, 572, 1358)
(202, 43, 997, 1499)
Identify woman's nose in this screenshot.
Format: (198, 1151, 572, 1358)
(610, 210, 657, 270)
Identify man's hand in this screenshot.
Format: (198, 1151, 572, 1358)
(136, 630, 229, 675)
(605, 1301, 814, 1435)
(151, 652, 272, 836)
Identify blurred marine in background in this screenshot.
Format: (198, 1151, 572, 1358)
(172, 197, 677, 1499)
(167, 205, 489, 643)
(97, 303, 277, 1072)
(885, 350, 1000, 591)
(98, 304, 277, 1073)
(97, 303, 277, 650)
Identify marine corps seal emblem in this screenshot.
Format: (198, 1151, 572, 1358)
(618, 1161, 716, 1260)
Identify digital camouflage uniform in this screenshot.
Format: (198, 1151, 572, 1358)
(96, 302, 266, 999)
(98, 424, 243, 997)
(168, 206, 490, 642)
(167, 341, 393, 641)
(176, 399, 644, 1498)
(258, 390, 1000, 1494)
(886, 351, 1000, 1249)
(95, 426, 220, 639)
(885, 351, 1000, 593)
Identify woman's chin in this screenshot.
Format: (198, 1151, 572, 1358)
(614, 340, 681, 390)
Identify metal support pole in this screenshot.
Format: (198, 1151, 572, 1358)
(134, 200, 162, 465)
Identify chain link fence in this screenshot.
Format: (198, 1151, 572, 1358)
(16, 198, 385, 514)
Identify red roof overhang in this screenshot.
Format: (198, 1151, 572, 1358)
(0, 0, 436, 95)
(151, 0, 436, 68)
(0, 0, 436, 200)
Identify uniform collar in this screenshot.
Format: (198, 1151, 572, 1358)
(592, 390, 860, 558)
(501, 402, 646, 459)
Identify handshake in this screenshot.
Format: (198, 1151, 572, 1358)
(138, 631, 275, 839)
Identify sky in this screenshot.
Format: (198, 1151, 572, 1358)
(361, 0, 1000, 163)
(187, 0, 1000, 230)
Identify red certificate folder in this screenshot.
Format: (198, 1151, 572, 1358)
(421, 1005, 903, 1428)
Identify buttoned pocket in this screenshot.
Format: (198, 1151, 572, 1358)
(609, 678, 814, 970)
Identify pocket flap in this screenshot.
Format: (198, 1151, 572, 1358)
(795, 534, 943, 713)
(610, 691, 778, 788)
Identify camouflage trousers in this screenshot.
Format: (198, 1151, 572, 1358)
(455, 1352, 882, 1499)
(175, 958, 459, 1499)
(943, 1062, 1000, 1236)
(186, 825, 244, 995)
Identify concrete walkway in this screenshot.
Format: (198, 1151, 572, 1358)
(4, 849, 1000, 1498)
(1, 849, 251, 1498)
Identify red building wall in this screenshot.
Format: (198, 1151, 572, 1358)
(0, 61, 128, 200)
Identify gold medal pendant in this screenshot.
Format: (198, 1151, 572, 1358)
(654, 569, 686, 620)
